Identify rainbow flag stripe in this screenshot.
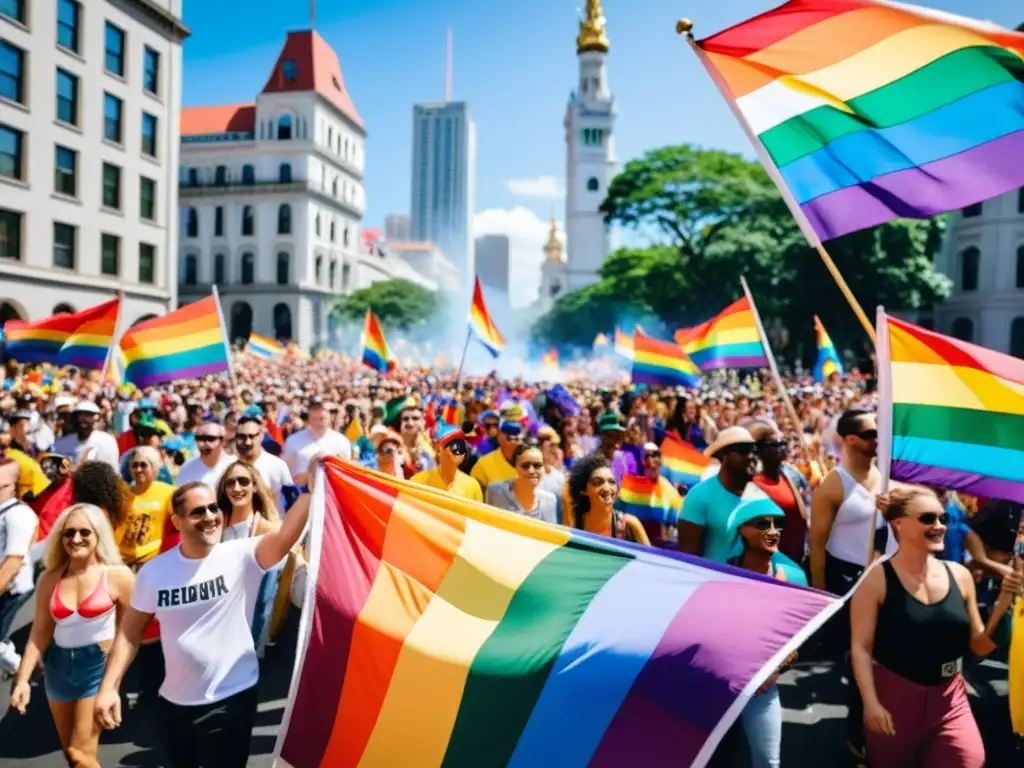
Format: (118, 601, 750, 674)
(277, 459, 840, 768)
(361, 310, 397, 373)
(120, 295, 230, 388)
(616, 475, 681, 525)
(879, 313, 1024, 502)
(613, 328, 634, 360)
(678, 298, 769, 370)
(469, 277, 505, 357)
(631, 330, 701, 389)
(247, 332, 283, 360)
(813, 316, 843, 382)
(3, 299, 119, 370)
(661, 435, 713, 488)
(697, 0, 1024, 242)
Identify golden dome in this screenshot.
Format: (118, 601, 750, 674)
(544, 217, 564, 263)
(577, 0, 609, 54)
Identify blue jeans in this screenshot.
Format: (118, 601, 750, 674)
(740, 685, 782, 768)
(43, 643, 107, 702)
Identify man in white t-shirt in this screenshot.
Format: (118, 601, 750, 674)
(52, 401, 119, 471)
(176, 421, 234, 488)
(95, 477, 312, 767)
(0, 467, 38, 676)
(234, 415, 292, 514)
(283, 397, 351, 484)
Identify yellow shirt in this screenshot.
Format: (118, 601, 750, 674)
(410, 467, 483, 502)
(470, 450, 516, 490)
(9, 449, 48, 501)
(119, 481, 174, 565)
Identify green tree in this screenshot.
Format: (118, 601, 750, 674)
(332, 279, 442, 331)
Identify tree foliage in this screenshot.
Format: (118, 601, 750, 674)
(534, 144, 951, 359)
(332, 279, 442, 331)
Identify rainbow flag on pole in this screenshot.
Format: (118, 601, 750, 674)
(613, 327, 634, 360)
(676, 298, 769, 370)
(275, 458, 841, 768)
(3, 298, 119, 370)
(877, 311, 1024, 502)
(361, 310, 397, 373)
(631, 329, 702, 388)
(246, 332, 284, 360)
(660, 434, 714, 488)
(693, 0, 1024, 243)
(468, 277, 505, 357)
(120, 294, 231, 388)
(813, 316, 843, 382)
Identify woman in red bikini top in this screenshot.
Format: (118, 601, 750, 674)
(9, 503, 134, 768)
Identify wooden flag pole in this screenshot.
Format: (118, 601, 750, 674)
(815, 244, 876, 343)
(211, 285, 238, 394)
(454, 327, 472, 393)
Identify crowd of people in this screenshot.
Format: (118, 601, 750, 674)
(0, 351, 1021, 768)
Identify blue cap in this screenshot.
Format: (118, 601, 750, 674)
(499, 420, 523, 436)
(434, 423, 466, 446)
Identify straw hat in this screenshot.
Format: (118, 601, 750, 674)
(703, 426, 756, 458)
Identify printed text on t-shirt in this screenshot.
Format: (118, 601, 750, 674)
(157, 576, 229, 608)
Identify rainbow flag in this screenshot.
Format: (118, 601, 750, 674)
(661, 434, 714, 488)
(276, 458, 841, 768)
(541, 348, 559, 377)
(247, 332, 284, 360)
(593, 332, 610, 350)
(361, 310, 397, 373)
(631, 329, 702, 389)
(3, 298, 119, 370)
(676, 298, 769, 371)
(120, 295, 231, 388)
(813, 315, 843, 382)
(469, 277, 505, 357)
(613, 327, 634, 360)
(877, 312, 1024, 502)
(616, 475, 682, 525)
(344, 418, 363, 444)
(694, 0, 1024, 243)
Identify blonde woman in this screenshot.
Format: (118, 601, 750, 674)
(9, 504, 134, 766)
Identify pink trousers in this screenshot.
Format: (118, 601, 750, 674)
(865, 662, 984, 768)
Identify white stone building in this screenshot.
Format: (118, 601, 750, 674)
(384, 241, 458, 294)
(177, 29, 375, 349)
(0, 0, 188, 328)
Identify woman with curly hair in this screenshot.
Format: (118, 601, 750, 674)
(70, 460, 132, 532)
(564, 453, 649, 545)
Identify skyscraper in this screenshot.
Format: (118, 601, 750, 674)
(475, 234, 510, 297)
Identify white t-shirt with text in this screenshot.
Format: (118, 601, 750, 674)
(283, 428, 351, 477)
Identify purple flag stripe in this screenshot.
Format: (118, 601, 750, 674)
(697, 355, 769, 370)
(892, 460, 1024, 503)
(130, 361, 229, 388)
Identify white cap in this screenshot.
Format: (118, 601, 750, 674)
(53, 396, 78, 410)
(73, 401, 101, 414)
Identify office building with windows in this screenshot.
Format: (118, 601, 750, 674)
(0, 0, 188, 329)
(475, 233, 509, 298)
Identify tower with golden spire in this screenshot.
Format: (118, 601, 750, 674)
(563, 0, 616, 294)
(538, 216, 568, 313)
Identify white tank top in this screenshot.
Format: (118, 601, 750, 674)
(825, 467, 897, 565)
(221, 515, 256, 542)
(51, 571, 116, 649)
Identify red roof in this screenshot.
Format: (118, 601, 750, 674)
(261, 30, 363, 128)
(180, 104, 255, 136)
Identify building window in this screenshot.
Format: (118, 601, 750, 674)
(54, 145, 77, 197)
(1012, 317, 1024, 359)
(1017, 246, 1024, 289)
(242, 164, 254, 185)
(951, 317, 974, 342)
(103, 93, 123, 143)
(186, 167, 198, 186)
(0, 124, 23, 181)
(53, 222, 76, 269)
(214, 253, 226, 284)
(143, 46, 160, 95)
(343, 227, 350, 247)
(100, 233, 119, 275)
(962, 202, 983, 218)
(278, 204, 291, 235)
(139, 176, 156, 220)
(0, 42, 24, 104)
(329, 260, 337, 289)
(0, 208, 21, 260)
(1, 0, 25, 24)
(960, 247, 980, 291)
(56, 69, 79, 125)
(139, 243, 155, 283)
(276, 252, 289, 284)
(342, 263, 350, 290)
(215, 165, 226, 185)
(102, 163, 121, 209)
(315, 213, 321, 236)
(279, 163, 291, 183)
(329, 221, 335, 242)
(315, 255, 323, 283)
(214, 206, 223, 237)
(104, 22, 125, 77)
(241, 206, 254, 236)
(241, 252, 254, 283)
(57, 0, 81, 52)
(278, 115, 292, 140)
(282, 59, 297, 82)
(587, 177, 600, 192)
(185, 207, 197, 237)
(141, 113, 157, 156)
(182, 254, 198, 285)
(332, 178, 338, 196)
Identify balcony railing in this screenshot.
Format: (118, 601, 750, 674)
(179, 178, 365, 216)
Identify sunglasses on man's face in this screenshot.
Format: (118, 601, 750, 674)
(853, 429, 878, 441)
(196, 435, 221, 443)
(445, 439, 468, 456)
(379, 445, 398, 457)
(236, 432, 260, 443)
(401, 414, 422, 424)
(726, 444, 759, 456)
(62, 527, 93, 540)
(645, 451, 661, 460)
(186, 503, 221, 519)
(758, 440, 789, 451)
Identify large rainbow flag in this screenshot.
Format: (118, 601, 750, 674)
(676, 297, 769, 370)
(694, 0, 1024, 243)
(877, 311, 1024, 502)
(813, 315, 843, 382)
(661, 434, 714, 488)
(120, 295, 231, 388)
(276, 458, 840, 768)
(631, 329, 702, 389)
(469, 277, 505, 357)
(361, 310, 397, 373)
(246, 332, 284, 361)
(3, 298, 119, 370)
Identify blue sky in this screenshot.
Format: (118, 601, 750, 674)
(182, 0, 1020, 304)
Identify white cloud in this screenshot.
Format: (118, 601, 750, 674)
(474, 206, 558, 309)
(504, 176, 563, 199)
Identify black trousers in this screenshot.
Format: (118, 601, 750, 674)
(156, 685, 258, 768)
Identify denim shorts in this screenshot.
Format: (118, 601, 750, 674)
(43, 643, 107, 702)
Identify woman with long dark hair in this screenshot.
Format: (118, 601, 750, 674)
(565, 453, 649, 545)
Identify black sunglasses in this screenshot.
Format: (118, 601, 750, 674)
(445, 439, 468, 456)
(911, 512, 949, 526)
(62, 527, 93, 539)
(758, 440, 789, 451)
(854, 429, 878, 441)
(129, 462, 150, 470)
(746, 517, 785, 531)
(645, 451, 661, 459)
(726, 444, 759, 455)
(186, 503, 221, 519)
(196, 434, 221, 443)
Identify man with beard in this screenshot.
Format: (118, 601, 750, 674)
(53, 401, 119, 470)
(176, 421, 233, 488)
(234, 415, 292, 514)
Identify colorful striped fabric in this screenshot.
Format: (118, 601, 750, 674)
(120, 295, 231, 388)
(593, 332, 610, 349)
(696, 0, 1024, 242)
(247, 332, 284, 360)
(877, 312, 1024, 502)
(361, 310, 397, 373)
(631, 329, 702, 389)
(813, 315, 843, 381)
(613, 327, 634, 360)
(469, 277, 505, 357)
(676, 298, 769, 370)
(276, 459, 840, 768)
(661, 435, 714, 488)
(3, 299, 119, 370)
(616, 475, 682, 525)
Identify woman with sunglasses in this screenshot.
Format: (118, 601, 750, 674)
(122, 446, 175, 571)
(410, 425, 483, 502)
(748, 421, 809, 566)
(485, 442, 558, 524)
(851, 487, 1022, 768)
(10, 503, 134, 767)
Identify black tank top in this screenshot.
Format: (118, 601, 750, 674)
(874, 560, 972, 686)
